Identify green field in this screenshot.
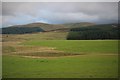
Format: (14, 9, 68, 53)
(3, 40, 118, 78)
(23, 40, 118, 54)
(3, 54, 118, 78)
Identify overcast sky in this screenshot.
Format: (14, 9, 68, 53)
(1, 2, 118, 27)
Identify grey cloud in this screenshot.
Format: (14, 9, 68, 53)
(2, 2, 118, 27)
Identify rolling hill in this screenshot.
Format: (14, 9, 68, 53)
(1, 22, 95, 34)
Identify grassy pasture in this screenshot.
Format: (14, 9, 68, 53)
(3, 40, 118, 78)
(2, 23, 119, 78)
(23, 40, 118, 54)
(2, 32, 68, 42)
(3, 54, 118, 78)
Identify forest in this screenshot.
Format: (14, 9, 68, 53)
(67, 24, 119, 40)
(2, 27, 44, 34)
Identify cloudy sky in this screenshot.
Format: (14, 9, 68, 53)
(1, 2, 118, 27)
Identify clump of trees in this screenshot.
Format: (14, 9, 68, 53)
(67, 24, 119, 40)
(2, 27, 44, 34)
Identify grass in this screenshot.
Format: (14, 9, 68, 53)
(23, 40, 118, 54)
(3, 55, 118, 78)
(2, 40, 118, 78)
(2, 32, 68, 42)
(3, 54, 118, 78)
(2, 46, 16, 53)
(17, 32, 68, 40)
(2, 32, 118, 78)
(2, 23, 119, 78)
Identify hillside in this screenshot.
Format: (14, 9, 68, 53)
(1, 22, 95, 34)
(64, 22, 95, 28)
(67, 24, 119, 40)
(14, 23, 68, 31)
(2, 27, 44, 34)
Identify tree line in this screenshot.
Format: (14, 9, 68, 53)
(67, 25, 119, 40)
(2, 27, 44, 34)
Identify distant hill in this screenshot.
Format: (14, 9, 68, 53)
(1, 22, 95, 34)
(64, 22, 95, 28)
(13, 23, 67, 31)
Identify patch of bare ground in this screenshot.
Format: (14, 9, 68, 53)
(21, 54, 82, 59)
(2, 42, 81, 57)
(12, 49, 80, 57)
(2, 41, 21, 46)
(2, 40, 118, 58)
(13, 46, 64, 54)
(14, 52, 118, 59)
